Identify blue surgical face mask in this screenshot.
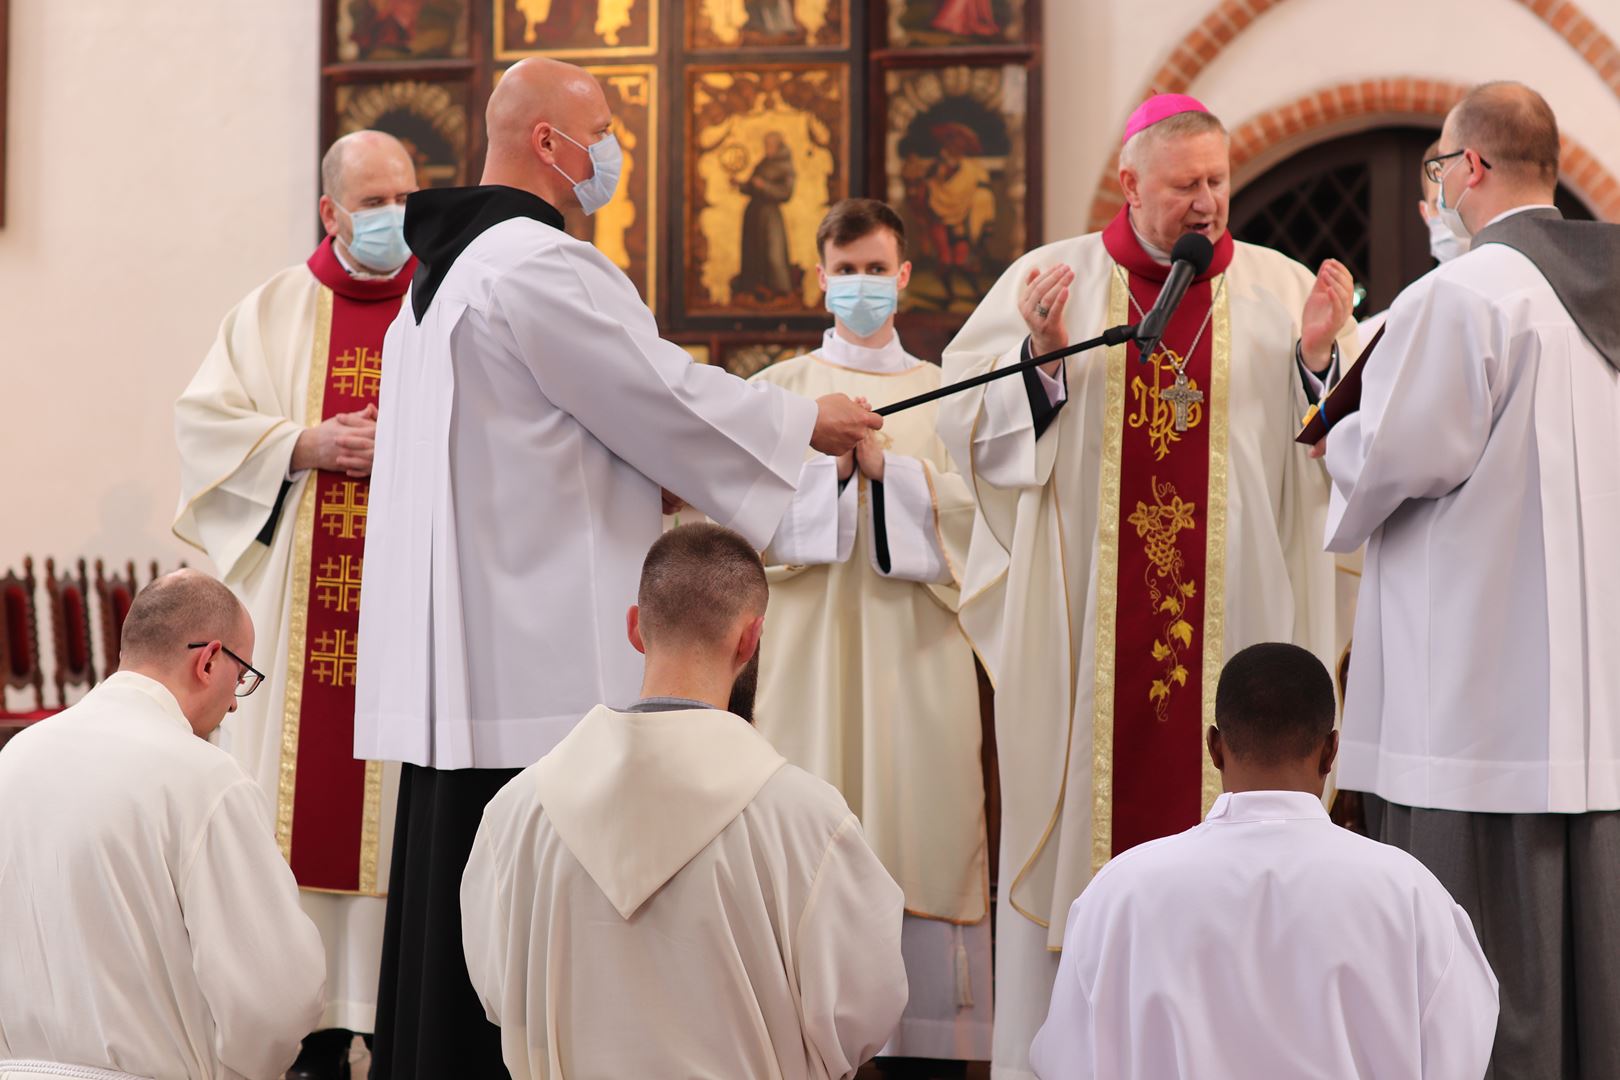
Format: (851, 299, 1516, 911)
(552, 128, 623, 215)
(1426, 211, 1468, 262)
(825, 274, 899, 337)
(342, 203, 410, 273)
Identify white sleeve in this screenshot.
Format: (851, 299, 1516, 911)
(795, 816, 908, 1079)
(180, 780, 326, 1080)
(495, 244, 818, 549)
(971, 340, 1055, 488)
(1323, 277, 1496, 553)
(1034, 365, 1068, 406)
(762, 456, 858, 567)
(1419, 903, 1500, 1080)
(1029, 899, 1096, 1079)
(867, 455, 950, 584)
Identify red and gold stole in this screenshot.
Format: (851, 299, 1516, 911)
(1091, 209, 1235, 871)
(277, 237, 413, 894)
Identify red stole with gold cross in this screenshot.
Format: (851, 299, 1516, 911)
(1090, 209, 1234, 871)
(276, 237, 413, 895)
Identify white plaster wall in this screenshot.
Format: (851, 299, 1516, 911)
(0, 0, 319, 586)
(1043, 0, 1620, 238)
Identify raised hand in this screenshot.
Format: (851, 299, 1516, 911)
(1300, 259, 1355, 372)
(812, 393, 883, 457)
(1019, 264, 1074, 375)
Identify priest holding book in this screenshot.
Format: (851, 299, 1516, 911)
(937, 93, 1358, 1079)
(1320, 80, 1620, 1077)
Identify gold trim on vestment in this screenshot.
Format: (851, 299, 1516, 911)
(919, 459, 964, 590)
(1089, 271, 1130, 874)
(808, 352, 927, 377)
(275, 287, 333, 861)
(1199, 279, 1231, 815)
(358, 759, 384, 894)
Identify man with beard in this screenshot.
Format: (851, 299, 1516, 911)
(460, 524, 908, 1079)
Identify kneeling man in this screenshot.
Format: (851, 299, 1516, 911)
(462, 524, 908, 1079)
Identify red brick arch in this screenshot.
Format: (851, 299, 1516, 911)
(1085, 0, 1620, 229)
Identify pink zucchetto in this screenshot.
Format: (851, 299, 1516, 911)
(1122, 93, 1210, 144)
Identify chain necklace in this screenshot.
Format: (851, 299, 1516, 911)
(1117, 267, 1225, 432)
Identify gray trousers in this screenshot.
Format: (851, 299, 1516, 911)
(1370, 800, 1620, 1080)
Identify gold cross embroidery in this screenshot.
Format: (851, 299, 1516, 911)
(315, 554, 364, 613)
(310, 628, 358, 688)
(320, 481, 368, 540)
(330, 347, 382, 399)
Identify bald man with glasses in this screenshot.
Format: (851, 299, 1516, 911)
(0, 570, 326, 1080)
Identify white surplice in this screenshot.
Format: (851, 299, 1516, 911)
(461, 705, 908, 1079)
(355, 207, 817, 769)
(751, 328, 991, 1060)
(0, 673, 326, 1080)
(1029, 790, 1498, 1079)
(1325, 209, 1620, 813)
(938, 231, 1353, 1078)
(173, 257, 397, 1031)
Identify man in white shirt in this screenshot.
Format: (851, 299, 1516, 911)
(1320, 81, 1620, 1078)
(0, 570, 325, 1080)
(1030, 642, 1498, 1080)
(355, 57, 881, 1078)
(461, 524, 908, 1079)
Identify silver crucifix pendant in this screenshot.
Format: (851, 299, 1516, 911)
(1164, 371, 1204, 432)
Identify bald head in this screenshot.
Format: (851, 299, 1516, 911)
(321, 130, 416, 207)
(482, 58, 612, 207)
(636, 525, 768, 653)
(120, 570, 247, 669)
(1445, 81, 1560, 187)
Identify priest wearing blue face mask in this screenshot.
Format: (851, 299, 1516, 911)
(749, 198, 991, 1073)
(173, 128, 419, 1080)
(352, 57, 884, 1080)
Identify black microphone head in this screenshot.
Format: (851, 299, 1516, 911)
(1171, 232, 1215, 275)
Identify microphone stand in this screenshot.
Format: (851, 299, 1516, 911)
(876, 322, 1139, 417)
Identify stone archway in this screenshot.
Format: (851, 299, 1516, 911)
(1084, 0, 1620, 229)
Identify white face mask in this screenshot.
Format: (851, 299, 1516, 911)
(1426, 211, 1469, 262)
(1436, 156, 1473, 242)
(551, 127, 623, 215)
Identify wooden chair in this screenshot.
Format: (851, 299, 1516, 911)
(45, 557, 96, 708)
(95, 558, 142, 675)
(0, 558, 47, 716)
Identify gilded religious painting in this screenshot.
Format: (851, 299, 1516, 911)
(688, 0, 847, 49)
(887, 0, 1023, 46)
(686, 66, 849, 317)
(335, 81, 471, 188)
(336, 0, 470, 60)
(495, 0, 655, 58)
(558, 66, 658, 308)
(886, 64, 1027, 314)
(717, 340, 817, 378)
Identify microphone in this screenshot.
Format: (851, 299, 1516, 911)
(1134, 232, 1215, 363)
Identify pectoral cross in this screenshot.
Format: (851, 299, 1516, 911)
(1162, 371, 1204, 433)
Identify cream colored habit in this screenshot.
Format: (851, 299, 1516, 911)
(0, 673, 325, 1080)
(462, 706, 908, 1079)
(938, 233, 1353, 1078)
(173, 260, 397, 1032)
(751, 329, 991, 1058)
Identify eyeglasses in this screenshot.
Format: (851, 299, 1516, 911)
(1423, 149, 1493, 185)
(187, 642, 265, 698)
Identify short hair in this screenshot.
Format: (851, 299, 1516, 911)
(120, 570, 247, 667)
(1119, 110, 1228, 172)
(321, 137, 349, 202)
(1214, 643, 1335, 765)
(1450, 81, 1560, 186)
(636, 524, 768, 650)
(816, 198, 907, 262)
